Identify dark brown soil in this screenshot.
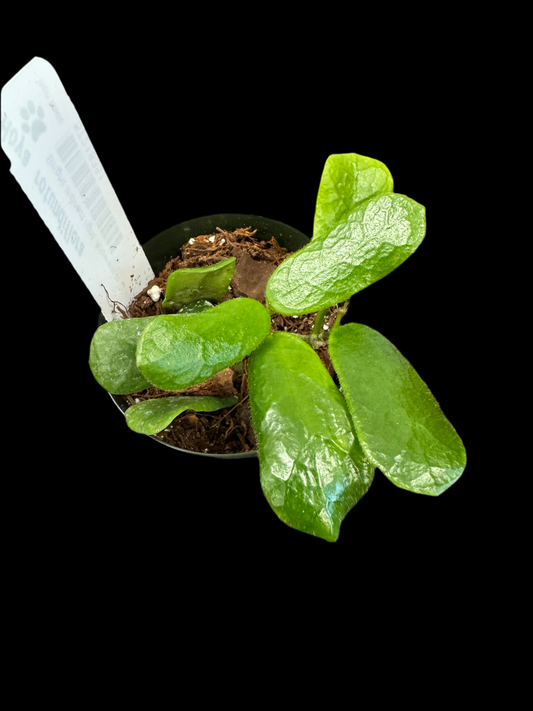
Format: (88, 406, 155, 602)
(122, 226, 341, 454)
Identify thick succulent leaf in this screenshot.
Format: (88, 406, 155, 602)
(266, 193, 426, 315)
(162, 258, 235, 311)
(89, 317, 156, 394)
(329, 323, 466, 496)
(248, 332, 374, 542)
(178, 300, 214, 313)
(313, 152, 394, 239)
(125, 395, 238, 435)
(137, 298, 271, 390)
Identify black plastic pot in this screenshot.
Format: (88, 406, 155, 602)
(97, 213, 310, 458)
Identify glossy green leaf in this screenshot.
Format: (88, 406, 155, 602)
(313, 152, 394, 239)
(162, 258, 236, 311)
(137, 298, 271, 390)
(329, 323, 466, 496)
(89, 317, 156, 394)
(266, 193, 426, 315)
(178, 300, 214, 314)
(248, 332, 374, 542)
(125, 395, 238, 435)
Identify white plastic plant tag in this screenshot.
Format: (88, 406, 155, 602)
(1, 57, 154, 321)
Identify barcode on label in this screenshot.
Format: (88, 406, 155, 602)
(56, 132, 123, 247)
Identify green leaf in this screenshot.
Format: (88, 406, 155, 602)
(178, 300, 214, 314)
(137, 298, 271, 390)
(313, 152, 394, 239)
(329, 323, 466, 496)
(162, 258, 236, 311)
(89, 317, 156, 394)
(266, 193, 425, 315)
(125, 395, 238, 435)
(248, 332, 374, 542)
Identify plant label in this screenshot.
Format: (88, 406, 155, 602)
(1, 57, 154, 321)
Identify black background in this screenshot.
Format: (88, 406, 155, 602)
(1, 45, 482, 586)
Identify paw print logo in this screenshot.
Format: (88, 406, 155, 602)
(20, 101, 46, 142)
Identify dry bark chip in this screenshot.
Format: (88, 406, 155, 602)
(231, 253, 277, 303)
(179, 368, 238, 398)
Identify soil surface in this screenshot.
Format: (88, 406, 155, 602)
(121, 226, 341, 454)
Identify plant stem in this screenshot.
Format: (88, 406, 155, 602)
(333, 311, 344, 329)
(332, 300, 350, 330)
(312, 309, 327, 335)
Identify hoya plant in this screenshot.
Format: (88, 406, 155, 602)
(89, 152, 466, 542)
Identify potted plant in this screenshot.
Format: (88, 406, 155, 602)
(89, 153, 466, 542)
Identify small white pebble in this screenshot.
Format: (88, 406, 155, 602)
(147, 284, 162, 302)
(323, 324, 329, 330)
(135, 398, 140, 403)
(228, 285, 232, 291)
(188, 238, 195, 244)
(284, 327, 288, 331)
(292, 316, 298, 318)
(209, 235, 216, 243)
(220, 238, 225, 244)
